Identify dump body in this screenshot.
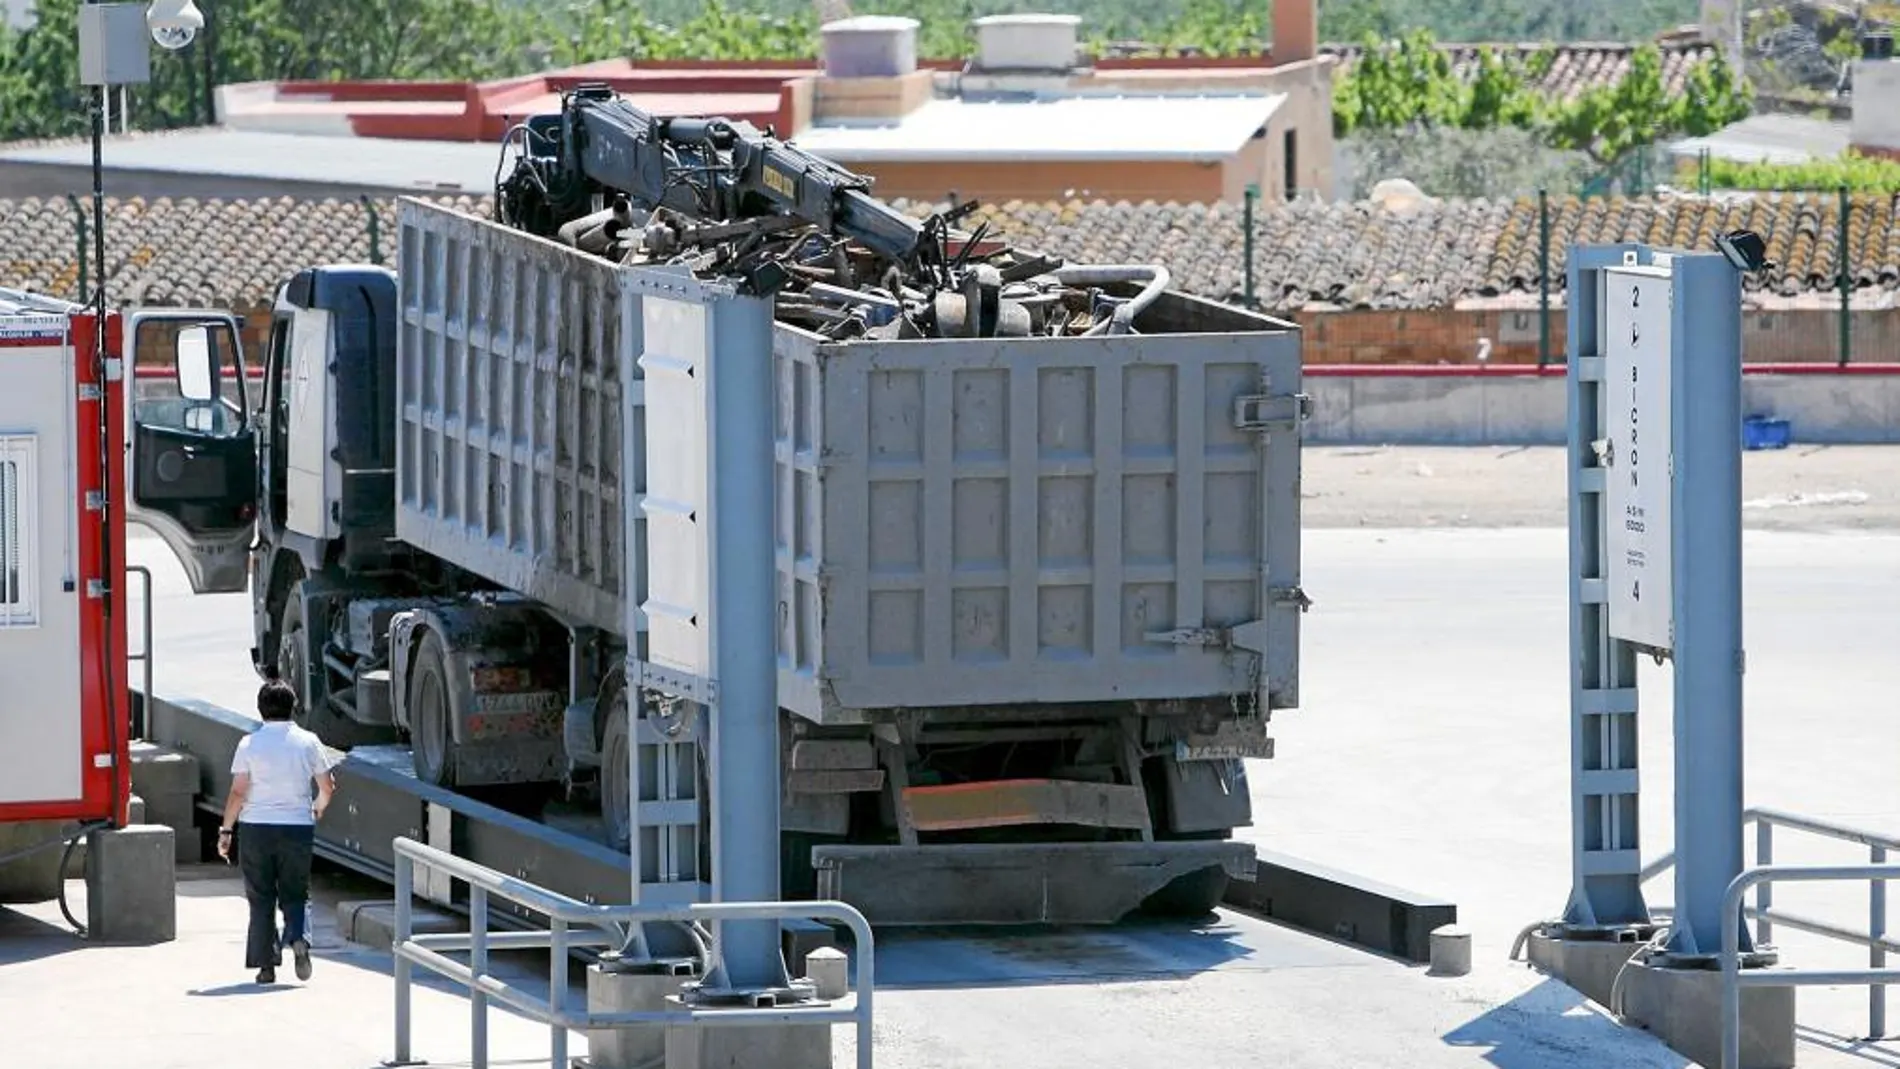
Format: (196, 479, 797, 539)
(393, 202, 642, 636)
(771, 296, 1305, 723)
(393, 198, 1303, 728)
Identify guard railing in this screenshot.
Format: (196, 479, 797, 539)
(1723, 864, 1900, 1069)
(1643, 808, 1897, 1039)
(126, 564, 153, 738)
(388, 836, 875, 1069)
(1637, 807, 1899, 1067)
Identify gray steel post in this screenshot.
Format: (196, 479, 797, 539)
(471, 885, 489, 1068)
(1561, 245, 1650, 932)
(551, 918, 569, 1067)
(1874, 844, 1888, 1038)
(1757, 820, 1774, 946)
(704, 292, 786, 990)
(392, 855, 414, 1067)
(1664, 253, 1749, 960)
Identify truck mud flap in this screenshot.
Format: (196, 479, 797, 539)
(810, 841, 1256, 926)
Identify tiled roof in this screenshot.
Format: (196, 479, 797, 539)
(1320, 40, 1722, 101)
(0, 190, 1891, 312)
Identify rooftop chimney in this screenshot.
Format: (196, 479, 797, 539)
(970, 14, 1081, 74)
(820, 15, 920, 78)
(1272, 0, 1317, 65)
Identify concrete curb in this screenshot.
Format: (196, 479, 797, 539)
(1303, 365, 1900, 446)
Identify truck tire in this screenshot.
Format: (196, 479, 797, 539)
(277, 590, 396, 750)
(601, 689, 632, 852)
(409, 631, 457, 788)
(276, 594, 312, 731)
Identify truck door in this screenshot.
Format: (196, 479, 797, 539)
(126, 310, 256, 594)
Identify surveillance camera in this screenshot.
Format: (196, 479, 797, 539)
(146, 0, 204, 50)
(1716, 229, 1773, 274)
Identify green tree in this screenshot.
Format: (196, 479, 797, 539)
(0, 0, 542, 139)
(1332, 29, 1472, 136)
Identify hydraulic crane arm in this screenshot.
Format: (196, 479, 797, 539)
(496, 83, 931, 269)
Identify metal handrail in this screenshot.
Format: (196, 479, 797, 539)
(126, 564, 153, 738)
(1723, 865, 1900, 1069)
(1646, 807, 1895, 1045)
(389, 836, 875, 1069)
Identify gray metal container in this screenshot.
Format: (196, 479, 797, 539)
(393, 199, 1305, 725)
(394, 199, 643, 636)
(767, 293, 1306, 724)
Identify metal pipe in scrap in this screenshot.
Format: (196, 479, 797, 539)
(1050, 264, 1171, 335)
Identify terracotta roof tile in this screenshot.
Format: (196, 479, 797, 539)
(0, 190, 1889, 313)
(1321, 41, 1720, 101)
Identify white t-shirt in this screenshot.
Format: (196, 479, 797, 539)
(230, 721, 332, 826)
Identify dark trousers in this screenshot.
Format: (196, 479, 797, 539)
(236, 822, 314, 969)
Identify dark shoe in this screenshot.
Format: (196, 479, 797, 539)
(256, 967, 275, 984)
(291, 938, 312, 981)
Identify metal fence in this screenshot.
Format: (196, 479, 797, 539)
(1241, 165, 1900, 368)
(1641, 807, 1899, 1067)
(388, 836, 876, 1069)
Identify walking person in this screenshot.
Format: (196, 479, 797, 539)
(217, 678, 336, 984)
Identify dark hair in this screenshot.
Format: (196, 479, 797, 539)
(257, 679, 298, 722)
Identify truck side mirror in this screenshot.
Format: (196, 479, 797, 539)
(176, 324, 216, 402)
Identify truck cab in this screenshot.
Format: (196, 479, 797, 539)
(129, 268, 420, 747)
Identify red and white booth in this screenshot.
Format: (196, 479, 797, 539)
(0, 289, 130, 832)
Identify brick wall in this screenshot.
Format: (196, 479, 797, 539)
(1290, 306, 1897, 365)
(1289, 307, 1564, 365)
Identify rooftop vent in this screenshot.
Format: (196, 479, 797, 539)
(970, 14, 1081, 74)
(821, 15, 920, 79)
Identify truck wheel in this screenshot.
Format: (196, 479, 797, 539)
(276, 595, 311, 730)
(409, 632, 457, 788)
(276, 588, 396, 750)
(601, 689, 632, 852)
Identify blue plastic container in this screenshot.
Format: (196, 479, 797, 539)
(1743, 415, 1792, 451)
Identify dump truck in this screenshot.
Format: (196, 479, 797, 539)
(130, 187, 1307, 926)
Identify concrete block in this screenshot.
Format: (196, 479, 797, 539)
(141, 793, 202, 864)
(335, 898, 461, 951)
(1523, 931, 1644, 1009)
(85, 824, 176, 944)
(129, 740, 201, 799)
(803, 947, 849, 1000)
(64, 798, 150, 878)
(1618, 958, 1796, 1069)
(664, 999, 831, 1069)
(782, 918, 839, 967)
(1428, 924, 1471, 977)
(588, 963, 694, 1069)
(129, 742, 205, 865)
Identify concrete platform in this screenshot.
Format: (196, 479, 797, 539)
(118, 523, 1900, 1067)
(333, 897, 463, 951)
(0, 862, 1694, 1069)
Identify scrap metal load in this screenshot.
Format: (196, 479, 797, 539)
(494, 82, 1166, 341)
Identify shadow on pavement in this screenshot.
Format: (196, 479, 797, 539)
(0, 904, 82, 966)
(1442, 976, 1688, 1069)
(1796, 1024, 1900, 1068)
(188, 981, 294, 997)
(870, 913, 1323, 991)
